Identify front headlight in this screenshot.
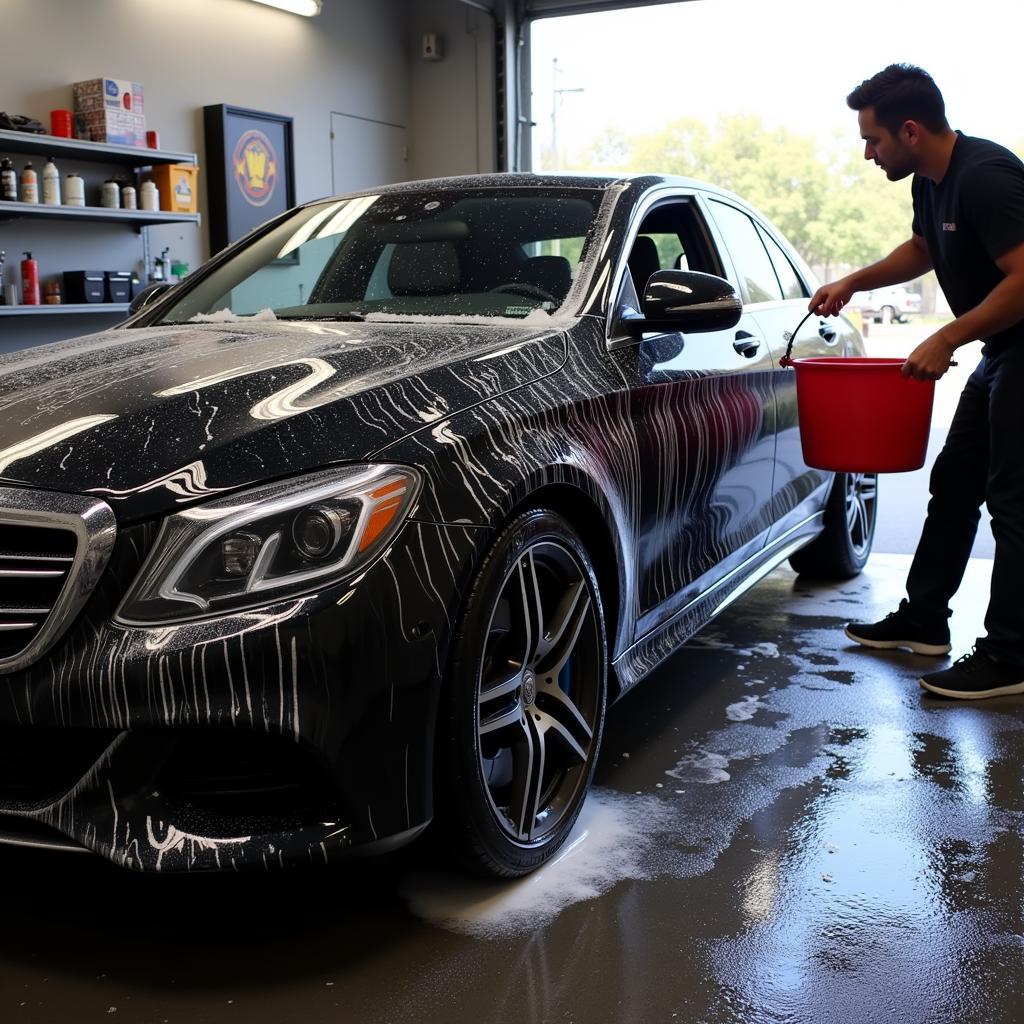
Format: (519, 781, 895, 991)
(116, 464, 421, 625)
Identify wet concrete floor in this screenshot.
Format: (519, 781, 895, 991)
(3, 553, 1022, 1024)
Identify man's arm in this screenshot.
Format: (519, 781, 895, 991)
(808, 235, 933, 315)
(902, 240, 1024, 379)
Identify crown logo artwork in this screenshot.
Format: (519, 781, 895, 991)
(232, 128, 278, 207)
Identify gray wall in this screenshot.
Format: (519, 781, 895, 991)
(408, 0, 497, 180)
(0, 0, 499, 351)
(0, 0, 407, 349)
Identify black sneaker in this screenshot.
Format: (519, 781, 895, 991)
(920, 648, 1024, 699)
(844, 600, 951, 656)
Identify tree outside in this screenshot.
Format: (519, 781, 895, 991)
(544, 113, 933, 298)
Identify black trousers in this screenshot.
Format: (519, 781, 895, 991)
(906, 343, 1024, 666)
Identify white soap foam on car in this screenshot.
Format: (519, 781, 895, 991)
(189, 308, 278, 322)
(362, 311, 557, 327)
(401, 787, 666, 939)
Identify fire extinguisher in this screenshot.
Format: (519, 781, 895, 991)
(21, 251, 40, 305)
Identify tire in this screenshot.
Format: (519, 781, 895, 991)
(788, 472, 878, 579)
(439, 508, 607, 877)
(881, 305, 895, 324)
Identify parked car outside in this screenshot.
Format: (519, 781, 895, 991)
(849, 284, 922, 323)
(0, 173, 876, 875)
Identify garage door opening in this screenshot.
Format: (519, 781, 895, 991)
(526, 0, 1016, 557)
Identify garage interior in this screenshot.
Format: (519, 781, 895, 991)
(1, 2, 1019, 1023)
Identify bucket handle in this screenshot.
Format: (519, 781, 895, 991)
(779, 309, 817, 368)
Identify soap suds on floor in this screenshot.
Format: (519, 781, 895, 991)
(726, 695, 764, 722)
(401, 788, 668, 938)
(665, 749, 732, 784)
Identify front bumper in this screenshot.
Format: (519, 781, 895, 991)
(0, 517, 487, 871)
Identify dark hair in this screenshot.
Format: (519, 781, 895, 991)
(847, 64, 949, 134)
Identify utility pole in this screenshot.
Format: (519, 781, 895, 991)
(550, 57, 583, 172)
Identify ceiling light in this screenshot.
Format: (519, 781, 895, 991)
(248, 0, 323, 16)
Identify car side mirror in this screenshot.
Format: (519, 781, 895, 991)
(128, 281, 174, 316)
(618, 270, 742, 336)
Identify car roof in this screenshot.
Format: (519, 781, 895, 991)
(307, 171, 726, 204)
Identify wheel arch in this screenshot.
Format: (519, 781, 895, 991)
(504, 473, 630, 701)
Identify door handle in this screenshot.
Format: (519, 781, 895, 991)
(733, 331, 761, 358)
(819, 322, 838, 344)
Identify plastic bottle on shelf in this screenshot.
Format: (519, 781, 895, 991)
(0, 159, 16, 201)
(21, 162, 39, 204)
(100, 179, 120, 208)
(121, 182, 137, 210)
(0, 250, 6, 305)
(21, 252, 40, 305)
(65, 173, 85, 207)
(42, 157, 61, 205)
(139, 178, 159, 211)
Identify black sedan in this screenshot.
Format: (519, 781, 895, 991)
(0, 173, 875, 875)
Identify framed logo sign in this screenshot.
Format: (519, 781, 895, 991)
(203, 104, 296, 257)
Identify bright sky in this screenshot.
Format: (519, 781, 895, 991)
(530, 0, 1021, 168)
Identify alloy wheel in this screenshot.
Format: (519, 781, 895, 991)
(476, 541, 602, 845)
(845, 472, 878, 558)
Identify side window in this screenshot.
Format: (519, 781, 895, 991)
(708, 200, 783, 304)
(642, 232, 685, 271)
(756, 224, 807, 300)
(621, 200, 719, 299)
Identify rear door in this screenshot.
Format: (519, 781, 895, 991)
(701, 196, 836, 538)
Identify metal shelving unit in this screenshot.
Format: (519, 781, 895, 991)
(0, 200, 200, 230)
(0, 303, 130, 317)
(0, 131, 199, 338)
(0, 128, 196, 168)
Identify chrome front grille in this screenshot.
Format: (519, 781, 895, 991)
(0, 487, 116, 675)
(0, 527, 77, 661)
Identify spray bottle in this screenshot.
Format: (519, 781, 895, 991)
(21, 251, 40, 305)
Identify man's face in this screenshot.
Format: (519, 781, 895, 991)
(858, 108, 917, 181)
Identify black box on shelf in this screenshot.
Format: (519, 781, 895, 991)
(104, 271, 132, 303)
(63, 271, 105, 304)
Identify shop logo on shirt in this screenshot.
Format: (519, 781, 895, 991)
(942, 222, 957, 231)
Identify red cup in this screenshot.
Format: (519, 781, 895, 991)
(50, 109, 73, 138)
(146, 130, 160, 150)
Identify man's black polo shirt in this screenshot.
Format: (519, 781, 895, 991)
(912, 131, 1024, 351)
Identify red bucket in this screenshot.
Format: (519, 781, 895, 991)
(789, 357, 935, 473)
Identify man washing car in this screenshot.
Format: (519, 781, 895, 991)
(808, 64, 1024, 699)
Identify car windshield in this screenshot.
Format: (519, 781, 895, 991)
(151, 187, 605, 325)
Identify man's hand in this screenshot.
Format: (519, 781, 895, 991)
(901, 331, 960, 380)
(808, 279, 855, 317)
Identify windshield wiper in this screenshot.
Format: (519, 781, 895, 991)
(285, 311, 368, 322)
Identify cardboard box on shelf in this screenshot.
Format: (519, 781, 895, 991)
(150, 163, 199, 213)
(73, 78, 144, 114)
(73, 109, 146, 147)
(73, 78, 146, 146)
